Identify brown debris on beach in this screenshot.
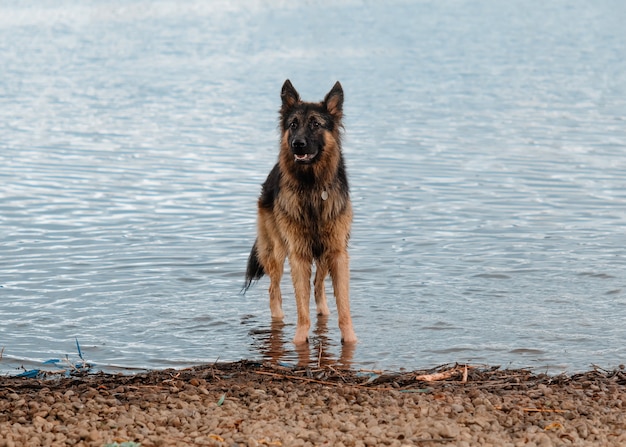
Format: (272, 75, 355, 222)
(1, 361, 626, 446)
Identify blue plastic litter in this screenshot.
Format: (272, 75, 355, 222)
(75, 337, 84, 360)
(16, 369, 40, 378)
(42, 359, 61, 365)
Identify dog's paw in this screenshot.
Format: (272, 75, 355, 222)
(316, 306, 331, 316)
(293, 336, 309, 345)
(270, 311, 285, 321)
(293, 329, 309, 345)
(340, 331, 358, 344)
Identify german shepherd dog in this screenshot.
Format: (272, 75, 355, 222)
(244, 80, 357, 345)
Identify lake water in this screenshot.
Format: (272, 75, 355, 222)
(1, 0, 625, 375)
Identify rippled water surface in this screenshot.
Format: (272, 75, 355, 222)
(1, 0, 625, 374)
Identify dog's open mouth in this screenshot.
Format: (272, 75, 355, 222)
(294, 152, 318, 163)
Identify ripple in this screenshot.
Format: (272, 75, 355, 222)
(1, 0, 626, 375)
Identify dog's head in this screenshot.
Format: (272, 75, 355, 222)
(279, 80, 343, 165)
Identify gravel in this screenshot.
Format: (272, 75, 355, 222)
(1, 361, 625, 446)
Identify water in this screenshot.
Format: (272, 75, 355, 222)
(1, 0, 625, 375)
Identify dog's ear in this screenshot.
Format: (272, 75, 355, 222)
(324, 81, 343, 117)
(281, 79, 300, 110)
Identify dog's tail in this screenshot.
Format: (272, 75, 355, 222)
(243, 239, 265, 293)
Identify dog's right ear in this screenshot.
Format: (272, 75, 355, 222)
(281, 79, 300, 110)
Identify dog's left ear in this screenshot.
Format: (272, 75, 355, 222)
(324, 81, 343, 117)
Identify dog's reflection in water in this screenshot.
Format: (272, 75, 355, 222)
(252, 316, 355, 368)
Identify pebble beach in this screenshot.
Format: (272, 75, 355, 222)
(2, 361, 625, 447)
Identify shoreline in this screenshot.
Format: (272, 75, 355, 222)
(2, 361, 626, 446)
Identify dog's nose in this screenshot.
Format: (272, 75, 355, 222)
(291, 138, 306, 150)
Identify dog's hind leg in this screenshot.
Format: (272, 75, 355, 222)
(290, 254, 312, 344)
(329, 249, 357, 344)
(314, 260, 331, 316)
(257, 209, 286, 320)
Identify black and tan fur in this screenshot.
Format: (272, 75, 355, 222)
(244, 80, 356, 345)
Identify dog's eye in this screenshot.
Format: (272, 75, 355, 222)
(289, 121, 298, 129)
(310, 120, 321, 129)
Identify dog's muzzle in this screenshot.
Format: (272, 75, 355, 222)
(291, 138, 318, 163)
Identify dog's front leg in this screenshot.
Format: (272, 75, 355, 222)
(329, 249, 357, 344)
(290, 255, 312, 344)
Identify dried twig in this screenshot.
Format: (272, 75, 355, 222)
(253, 369, 396, 390)
(254, 370, 339, 387)
(415, 365, 472, 382)
(317, 343, 323, 369)
(413, 437, 455, 444)
(522, 408, 567, 413)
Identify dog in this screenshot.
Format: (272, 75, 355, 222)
(244, 79, 357, 345)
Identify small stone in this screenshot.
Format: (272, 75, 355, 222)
(88, 430, 101, 442)
(451, 404, 465, 413)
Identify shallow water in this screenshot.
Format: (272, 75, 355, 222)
(1, 0, 625, 375)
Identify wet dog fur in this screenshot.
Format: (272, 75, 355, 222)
(244, 80, 356, 345)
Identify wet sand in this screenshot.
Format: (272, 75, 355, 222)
(1, 361, 625, 447)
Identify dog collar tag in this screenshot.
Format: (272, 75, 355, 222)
(321, 190, 328, 201)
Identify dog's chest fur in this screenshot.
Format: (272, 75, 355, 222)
(277, 181, 345, 225)
(275, 179, 348, 259)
